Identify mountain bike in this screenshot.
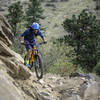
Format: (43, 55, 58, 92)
(22, 41, 46, 79)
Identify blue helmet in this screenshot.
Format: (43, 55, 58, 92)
(31, 22, 40, 30)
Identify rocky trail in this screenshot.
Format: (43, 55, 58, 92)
(15, 72, 100, 100)
(1, 67, 100, 100)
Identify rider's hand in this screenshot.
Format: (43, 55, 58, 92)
(42, 37, 47, 44)
(43, 40, 47, 44)
(20, 40, 24, 45)
(43, 38, 47, 44)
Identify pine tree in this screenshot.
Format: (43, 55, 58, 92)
(25, 0, 44, 26)
(61, 10, 100, 72)
(7, 1, 23, 36)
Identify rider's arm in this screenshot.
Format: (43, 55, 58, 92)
(20, 28, 29, 37)
(20, 29, 29, 44)
(38, 30, 46, 42)
(38, 30, 44, 38)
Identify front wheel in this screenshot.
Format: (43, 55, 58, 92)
(35, 53, 43, 79)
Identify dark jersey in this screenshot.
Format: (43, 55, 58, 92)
(21, 28, 44, 42)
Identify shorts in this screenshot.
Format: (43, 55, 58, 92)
(24, 40, 37, 51)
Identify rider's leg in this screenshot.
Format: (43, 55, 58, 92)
(25, 41, 31, 67)
(26, 49, 31, 64)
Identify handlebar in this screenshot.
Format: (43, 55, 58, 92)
(20, 41, 47, 45)
(37, 41, 47, 45)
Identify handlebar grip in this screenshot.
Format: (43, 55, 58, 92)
(20, 41, 24, 45)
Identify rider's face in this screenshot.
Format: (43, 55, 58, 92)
(34, 30, 38, 34)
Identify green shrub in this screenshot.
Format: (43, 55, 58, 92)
(61, 10, 100, 72)
(6, 1, 23, 36)
(25, 0, 44, 26)
(93, 61, 100, 76)
(48, 57, 76, 76)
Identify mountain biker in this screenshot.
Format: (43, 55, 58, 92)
(20, 22, 46, 67)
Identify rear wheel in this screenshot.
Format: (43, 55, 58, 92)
(35, 53, 43, 79)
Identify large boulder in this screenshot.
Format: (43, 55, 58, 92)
(84, 81, 100, 100)
(0, 70, 25, 100)
(0, 14, 31, 79)
(0, 14, 33, 100)
(0, 14, 13, 46)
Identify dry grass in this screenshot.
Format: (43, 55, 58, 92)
(40, 0, 95, 40)
(0, 0, 96, 74)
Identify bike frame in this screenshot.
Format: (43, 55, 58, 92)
(29, 45, 38, 67)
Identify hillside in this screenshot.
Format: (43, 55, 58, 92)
(40, 0, 96, 40)
(0, 0, 98, 73)
(39, 0, 97, 73)
(0, 0, 96, 39)
(0, 0, 100, 100)
(0, 15, 100, 99)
